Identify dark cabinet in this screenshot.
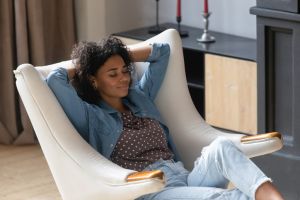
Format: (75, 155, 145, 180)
(251, 6, 300, 199)
(257, 0, 300, 13)
(251, 7, 300, 158)
(183, 49, 205, 117)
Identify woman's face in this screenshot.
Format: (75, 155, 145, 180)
(91, 55, 131, 103)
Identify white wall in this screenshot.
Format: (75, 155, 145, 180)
(75, 0, 106, 41)
(75, 0, 257, 41)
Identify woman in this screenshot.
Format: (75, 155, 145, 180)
(47, 36, 284, 200)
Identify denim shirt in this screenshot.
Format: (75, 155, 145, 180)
(46, 43, 180, 162)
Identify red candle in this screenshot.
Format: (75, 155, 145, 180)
(204, 0, 208, 13)
(177, 0, 181, 17)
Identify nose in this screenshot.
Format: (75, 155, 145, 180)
(120, 73, 130, 82)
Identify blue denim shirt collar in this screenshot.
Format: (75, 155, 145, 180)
(98, 97, 142, 115)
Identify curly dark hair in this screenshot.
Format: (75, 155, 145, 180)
(71, 36, 132, 105)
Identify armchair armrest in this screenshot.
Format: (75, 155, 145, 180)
(126, 170, 164, 182)
(241, 132, 282, 144)
(232, 131, 283, 158)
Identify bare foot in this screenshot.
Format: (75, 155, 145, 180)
(255, 181, 284, 200)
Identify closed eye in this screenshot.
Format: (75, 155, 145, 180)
(108, 70, 118, 77)
(107, 65, 132, 77)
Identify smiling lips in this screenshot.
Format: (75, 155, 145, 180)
(117, 84, 129, 91)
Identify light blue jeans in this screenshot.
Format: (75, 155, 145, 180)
(136, 137, 271, 200)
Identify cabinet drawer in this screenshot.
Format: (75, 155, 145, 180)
(205, 54, 257, 134)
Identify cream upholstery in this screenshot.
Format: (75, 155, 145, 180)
(14, 29, 283, 200)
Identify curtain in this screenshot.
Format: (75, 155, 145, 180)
(0, 0, 76, 144)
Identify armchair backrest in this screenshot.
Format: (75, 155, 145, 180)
(15, 29, 204, 200)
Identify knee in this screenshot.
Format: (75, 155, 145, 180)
(211, 136, 234, 149)
(209, 137, 236, 156)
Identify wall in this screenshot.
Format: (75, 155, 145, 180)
(75, 0, 256, 41)
(75, 0, 106, 41)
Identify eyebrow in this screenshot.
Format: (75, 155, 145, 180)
(105, 65, 127, 72)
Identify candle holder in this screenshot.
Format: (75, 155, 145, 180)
(148, 0, 165, 34)
(197, 12, 215, 43)
(176, 16, 189, 37)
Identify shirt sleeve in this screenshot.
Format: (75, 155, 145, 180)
(46, 68, 89, 140)
(137, 43, 170, 100)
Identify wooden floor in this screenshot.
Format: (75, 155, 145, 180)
(0, 144, 62, 200)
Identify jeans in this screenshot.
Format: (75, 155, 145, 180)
(136, 137, 271, 200)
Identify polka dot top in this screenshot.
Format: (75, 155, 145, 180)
(110, 111, 174, 171)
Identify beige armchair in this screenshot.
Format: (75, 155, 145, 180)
(14, 29, 283, 200)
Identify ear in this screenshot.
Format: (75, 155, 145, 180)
(88, 75, 98, 89)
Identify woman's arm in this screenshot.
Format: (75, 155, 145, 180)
(46, 68, 89, 140)
(133, 43, 171, 100)
(127, 44, 152, 62)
